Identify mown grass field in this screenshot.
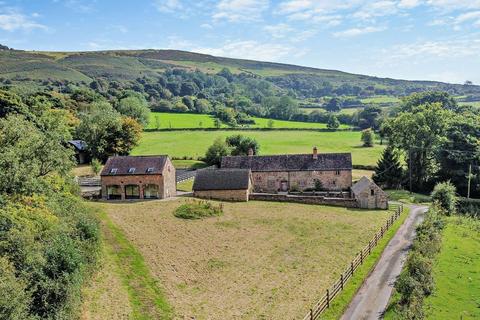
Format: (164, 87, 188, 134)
(95, 198, 391, 319)
(147, 112, 349, 129)
(132, 130, 384, 166)
(423, 216, 480, 319)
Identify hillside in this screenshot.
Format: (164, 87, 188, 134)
(1, 47, 480, 99)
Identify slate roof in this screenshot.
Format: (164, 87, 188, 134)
(68, 140, 87, 151)
(221, 153, 352, 172)
(100, 156, 168, 176)
(351, 176, 385, 195)
(193, 169, 251, 191)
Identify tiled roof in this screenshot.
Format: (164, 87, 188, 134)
(193, 169, 251, 191)
(100, 156, 168, 176)
(221, 153, 352, 172)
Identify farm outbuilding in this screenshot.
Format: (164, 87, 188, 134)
(351, 176, 388, 209)
(193, 169, 252, 202)
(68, 140, 89, 164)
(100, 155, 176, 200)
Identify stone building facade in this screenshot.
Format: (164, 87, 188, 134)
(100, 155, 176, 200)
(221, 148, 352, 193)
(193, 169, 252, 202)
(351, 176, 388, 209)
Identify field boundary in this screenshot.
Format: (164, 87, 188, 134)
(302, 204, 404, 320)
(144, 127, 360, 132)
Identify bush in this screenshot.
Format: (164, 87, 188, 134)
(174, 201, 223, 219)
(90, 158, 102, 176)
(456, 197, 480, 217)
(204, 137, 229, 166)
(314, 179, 323, 191)
(361, 128, 374, 147)
(431, 181, 457, 215)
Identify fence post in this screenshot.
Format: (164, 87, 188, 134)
(351, 261, 354, 275)
(368, 241, 371, 255)
(326, 289, 330, 308)
(310, 308, 313, 320)
(341, 273, 344, 290)
(360, 250, 363, 264)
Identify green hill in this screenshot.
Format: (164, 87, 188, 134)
(1, 47, 480, 99)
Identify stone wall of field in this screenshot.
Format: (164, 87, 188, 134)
(194, 189, 249, 202)
(250, 193, 359, 208)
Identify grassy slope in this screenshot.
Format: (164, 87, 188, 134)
(98, 198, 391, 319)
(320, 206, 409, 320)
(147, 112, 349, 129)
(424, 216, 480, 319)
(132, 130, 384, 166)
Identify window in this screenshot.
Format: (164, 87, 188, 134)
(128, 167, 136, 174)
(144, 184, 159, 199)
(110, 168, 118, 174)
(371, 189, 375, 196)
(125, 185, 140, 199)
(335, 170, 341, 175)
(106, 185, 121, 200)
(146, 167, 154, 173)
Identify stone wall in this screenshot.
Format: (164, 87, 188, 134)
(251, 170, 352, 193)
(353, 183, 388, 209)
(194, 189, 249, 202)
(250, 193, 359, 208)
(161, 158, 177, 198)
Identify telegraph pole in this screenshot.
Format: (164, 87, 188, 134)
(409, 147, 412, 194)
(467, 164, 472, 199)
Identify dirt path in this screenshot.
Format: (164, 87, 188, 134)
(341, 205, 428, 320)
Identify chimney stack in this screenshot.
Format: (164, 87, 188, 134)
(248, 148, 254, 156)
(313, 146, 318, 160)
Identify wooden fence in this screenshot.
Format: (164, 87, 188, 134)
(302, 204, 404, 320)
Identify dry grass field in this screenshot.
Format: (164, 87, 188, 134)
(95, 198, 392, 319)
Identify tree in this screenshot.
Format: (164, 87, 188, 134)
(214, 118, 221, 129)
(361, 128, 374, 147)
(217, 67, 234, 82)
(400, 91, 457, 112)
(154, 114, 161, 130)
(431, 181, 457, 214)
(325, 97, 342, 112)
(204, 137, 229, 166)
(326, 114, 340, 129)
(373, 147, 404, 189)
(226, 134, 260, 156)
(0, 89, 29, 118)
(116, 94, 150, 127)
(91, 158, 102, 176)
(358, 105, 383, 129)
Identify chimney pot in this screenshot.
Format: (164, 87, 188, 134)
(313, 146, 318, 160)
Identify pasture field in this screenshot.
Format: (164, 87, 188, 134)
(458, 101, 480, 108)
(147, 112, 349, 129)
(96, 198, 391, 319)
(423, 216, 480, 319)
(360, 95, 401, 104)
(132, 130, 384, 166)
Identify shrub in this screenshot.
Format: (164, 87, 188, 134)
(174, 201, 223, 219)
(314, 179, 323, 191)
(361, 128, 374, 147)
(90, 158, 102, 176)
(431, 181, 457, 215)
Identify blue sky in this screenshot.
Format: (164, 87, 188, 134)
(1, 0, 480, 84)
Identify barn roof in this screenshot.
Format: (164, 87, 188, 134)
(100, 155, 169, 176)
(193, 169, 251, 191)
(221, 153, 352, 172)
(68, 140, 87, 151)
(352, 176, 385, 195)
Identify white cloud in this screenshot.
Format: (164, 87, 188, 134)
(154, 0, 183, 13)
(398, 0, 420, 8)
(200, 23, 213, 29)
(455, 11, 480, 24)
(192, 40, 301, 61)
(264, 23, 294, 38)
(213, 0, 269, 22)
(352, 1, 399, 20)
(0, 10, 47, 31)
(386, 37, 480, 59)
(333, 26, 385, 37)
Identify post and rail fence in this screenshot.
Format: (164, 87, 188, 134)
(302, 203, 404, 320)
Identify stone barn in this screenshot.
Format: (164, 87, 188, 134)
(68, 140, 89, 164)
(100, 155, 176, 200)
(351, 176, 388, 209)
(221, 147, 352, 193)
(193, 169, 252, 202)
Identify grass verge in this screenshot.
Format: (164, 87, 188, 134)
(319, 206, 410, 320)
(97, 210, 173, 320)
(176, 179, 193, 192)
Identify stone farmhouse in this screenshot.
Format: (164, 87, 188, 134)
(100, 155, 176, 200)
(221, 147, 352, 193)
(193, 168, 252, 202)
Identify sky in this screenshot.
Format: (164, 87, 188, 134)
(1, 0, 480, 84)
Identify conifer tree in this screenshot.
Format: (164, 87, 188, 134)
(373, 147, 404, 189)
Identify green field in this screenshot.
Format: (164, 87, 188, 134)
(360, 95, 401, 104)
(147, 112, 349, 129)
(424, 217, 480, 319)
(458, 101, 480, 108)
(132, 130, 384, 166)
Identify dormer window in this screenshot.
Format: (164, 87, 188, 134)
(110, 168, 118, 174)
(146, 167, 154, 173)
(128, 168, 136, 174)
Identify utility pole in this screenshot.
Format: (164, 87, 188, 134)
(467, 164, 472, 199)
(409, 147, 412, 194)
